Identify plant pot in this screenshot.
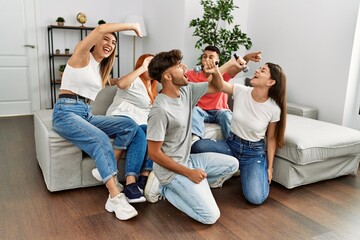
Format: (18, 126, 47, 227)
(57, 22, 64, 27)
(55, 49, 60, 54)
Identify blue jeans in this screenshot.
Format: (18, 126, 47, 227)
(159, 152, 238, 224)
(191, 138, 234, 157)
(226, 132, 269, 205)
(52, 98, 146, 182)
(191, 106, 232, 139)
(124, 124, 153, 176)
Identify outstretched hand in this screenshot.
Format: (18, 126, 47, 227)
(244, 51, 262, 63)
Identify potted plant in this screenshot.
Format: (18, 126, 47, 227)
(64, 48, 70, 55)
(56, 17, 65, 26)
(189, 0, 252, 65)
(58, 64, 66, 78)
(98, 19, 106, 25)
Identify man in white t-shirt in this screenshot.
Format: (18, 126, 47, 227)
(145, 49, 239, 225)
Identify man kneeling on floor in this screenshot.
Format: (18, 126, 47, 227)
(145, 49, 239, 224)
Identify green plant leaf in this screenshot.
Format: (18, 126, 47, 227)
(189, 0, 252, 65)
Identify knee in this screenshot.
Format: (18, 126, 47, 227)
(230, 157, 239, 171)
(219, 110, 232, 121)
(244, 191, 268, 205)
(200, 208, 220, 225)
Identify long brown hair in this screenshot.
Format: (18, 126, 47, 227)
(267, 62, 287, 148)
(134, 54, 157, 104)
(91, 32, 117, 87)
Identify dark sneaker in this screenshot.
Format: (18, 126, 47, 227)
(124, 183, 146, 203)
(137, 175, 148, 193)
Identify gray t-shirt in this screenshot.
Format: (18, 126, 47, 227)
(147, 82, 208, 185)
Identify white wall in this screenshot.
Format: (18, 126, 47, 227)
(35, 0, 143, 108)
(246, 0, 360, 124)
(32, 0, 360, 127)
(142, 0, 202, 68)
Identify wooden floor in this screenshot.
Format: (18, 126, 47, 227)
(1, 115, 360, 240)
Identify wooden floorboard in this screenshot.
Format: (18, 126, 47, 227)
(1, 115, 360, 240)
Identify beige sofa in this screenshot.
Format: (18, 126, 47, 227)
(273, 113, 360, 188)
(34, 86, 360, 192)
(34, 86, 225, 192)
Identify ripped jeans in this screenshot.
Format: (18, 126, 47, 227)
(226, 132, 269, 205)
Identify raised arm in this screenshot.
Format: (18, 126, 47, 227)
(221, 81, 234, 95)
(115, 56, 153, 89)
(219, 51, 262, 78)
(68, 23, 142, 68)
(204, 60, 224, 94)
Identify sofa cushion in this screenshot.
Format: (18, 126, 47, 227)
(203, 123, 224, 140)
(275, 114, 360, 165)
(91, 85, 117, 115)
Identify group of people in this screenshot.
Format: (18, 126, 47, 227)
(52, 22, 287, 224)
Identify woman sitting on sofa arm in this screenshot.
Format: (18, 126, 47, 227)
(52, 22, 145, 221)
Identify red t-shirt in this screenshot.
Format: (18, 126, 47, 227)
(186, 70, 232, 110)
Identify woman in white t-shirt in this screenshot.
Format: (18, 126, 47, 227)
(106, 54, 157, 203)
(223, 62, 287, 205)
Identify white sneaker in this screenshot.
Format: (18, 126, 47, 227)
(144, 171, 161, 203)
(91, 168, 124, 192)
(105, 193, 138, 220)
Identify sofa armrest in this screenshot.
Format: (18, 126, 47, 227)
(34, 110, 84, 191)
(287, 102, 318, 119)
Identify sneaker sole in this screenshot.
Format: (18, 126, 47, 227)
(126, 196, 146, 203)
(105, 203, 138, 220)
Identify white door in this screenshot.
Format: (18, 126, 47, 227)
(0, 0, 40, 116)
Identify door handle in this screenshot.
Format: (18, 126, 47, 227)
(24, 44, 36, 48)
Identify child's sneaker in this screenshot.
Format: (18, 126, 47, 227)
(105, 193, 138, 220)
(144, 171, 161, 203)
(137, 175, 148, 194)
(124, 183, 146, 203)
(91, 168, 124, 192)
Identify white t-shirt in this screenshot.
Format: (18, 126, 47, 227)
(231, 84, 280, 142)
(106, 77, 152, 125)
(60, 53, 102, 101)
